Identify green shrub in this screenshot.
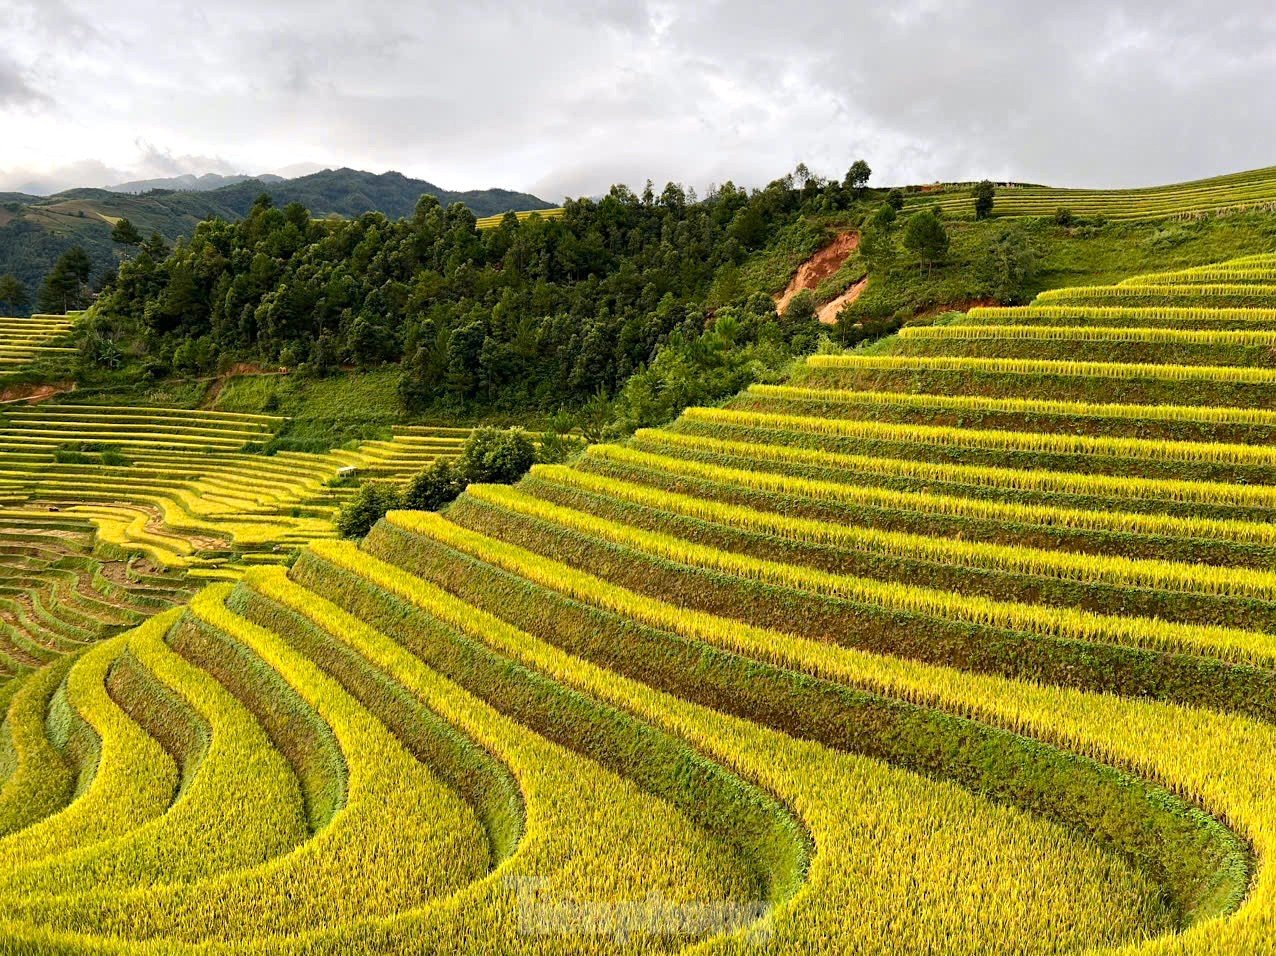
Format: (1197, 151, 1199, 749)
(402, 460, 466, 512)
(397, 427, 538, 518)
(460, 427, 536, 484)
(536, 431, 585, 465)
(783, 290, 817, 325)
(336, 482, 403, 539)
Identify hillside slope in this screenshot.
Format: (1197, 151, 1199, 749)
(906, 163, 1276, 220)
(0, 169, 554, 306)
(0, 254, 1274, 951)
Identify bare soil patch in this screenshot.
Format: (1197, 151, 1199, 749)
(817, 278, 869, 324)
(774, 232, 859, 314)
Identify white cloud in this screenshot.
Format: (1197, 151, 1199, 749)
(0, 0, 1273, 198)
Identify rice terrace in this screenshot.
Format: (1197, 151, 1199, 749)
(3, 5, 1276, 953)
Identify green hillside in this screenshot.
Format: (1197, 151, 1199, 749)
(0, 169, 554, 308)
(0, 249, 1273, 951)
(905, 163, 1276, 220)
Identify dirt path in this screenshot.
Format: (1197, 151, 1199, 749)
(0, 381, 75, 405)
(200, 363, 288, 409)
(774, 231, 859, 315)
(914, 297, 999, 319)
(817, 277, 869, 324)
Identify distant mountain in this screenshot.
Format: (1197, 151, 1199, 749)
(0, 169, 555, 312)
(202, 168, 555, 221)
(107, 173, 286, 194)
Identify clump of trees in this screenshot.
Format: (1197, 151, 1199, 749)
(336, 426, 540, 538)
(977, 230, 1039, 303)
(859, 204, 898, 273)
(334, 482, 405, 540)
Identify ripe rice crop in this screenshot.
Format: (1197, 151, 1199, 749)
(528, 464, 1276, 601)
(900, 165, 1276, 221)
(456, 485, 1276, 668)
(806, 353, 1276, 384)
(587, 442, 1276, 545)
(1120, 269, 1276, 286)
(898, 324, 1276, 346)
(631, 426, 1276, 511)
(746, 383, 1276, 428)
(9, 250, 1276, 953)
(309, 536, 1190, 954)
(376, 510, 1275, 952)
(961, 305, 1276, 328)
(0, 404, 471, 593)
(0, 315, 77, 371)
(1036, 283, 1276, 301)
(474, 207, 566, 229)
(679, 406, 1276, 467)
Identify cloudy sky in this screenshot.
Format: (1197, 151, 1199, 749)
(2, 0, 1274, 199)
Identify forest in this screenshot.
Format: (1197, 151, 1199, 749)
(79, 168, 878, 428)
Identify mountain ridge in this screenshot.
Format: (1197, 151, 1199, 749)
(0, 168, 555, 310)
(107, 172, 289, 194)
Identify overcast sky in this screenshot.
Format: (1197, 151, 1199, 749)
(2, 0, 1274, 199)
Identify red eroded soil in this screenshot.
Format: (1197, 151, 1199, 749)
(774, 232, 859, 315)
(817, 278, 869, 324)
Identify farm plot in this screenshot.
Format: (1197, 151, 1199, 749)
(903, 164, 1276, 220)
(0, 314, 76, 369)
(0, 254, 1274, 953)
(0, 402, 469, 659)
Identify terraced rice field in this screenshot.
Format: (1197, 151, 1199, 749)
(0, 510, 196, 683)
(0, 402, 469, 664)
(3, 254, 1276, 952)
(0, 314, 77, 375)
(0, 406, 469, 575)
(475, 207, 566, 230)
(905, 164, 1276, 220)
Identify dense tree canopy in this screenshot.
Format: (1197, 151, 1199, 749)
(91, 171, 866, 414)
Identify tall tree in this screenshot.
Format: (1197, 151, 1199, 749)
(0, 274, 29, 315)
(977, 230, 1038, 303)
(973, 180, 996, 220)
(142, 232, 170, 260)
(38, 247, 92, 314)
(111, 218, 144, 246)
(902, 211, 949, 275)
(63, 247, 92, 283)
(844, 160, 872, 195)
(859, 208, 897, 272)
